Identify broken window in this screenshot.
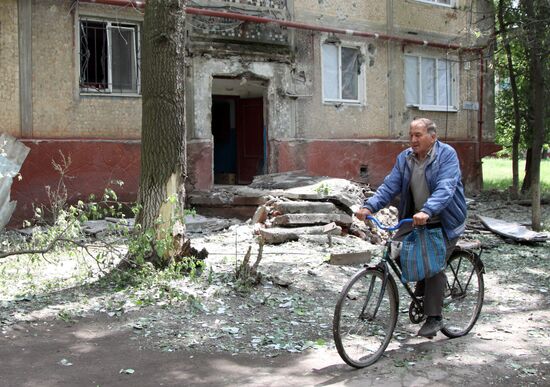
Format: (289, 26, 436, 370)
(322, 43, 362, 103)
(79, 18, 140, 94)
(405, 54, 457, 111)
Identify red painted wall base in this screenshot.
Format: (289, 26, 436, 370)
(271, 139, 501, 190)
(11, 139, 141, 227)
(10, 138, 499, 227)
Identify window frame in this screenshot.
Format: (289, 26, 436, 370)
(404, 53, 459, 112)
(321, 40, 365, 105)
(413, 0, 456, 8)
(78, 17, 141, 96)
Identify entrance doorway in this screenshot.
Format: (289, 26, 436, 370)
(211, 77, 266, 185)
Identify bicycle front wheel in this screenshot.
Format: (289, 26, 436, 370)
(333, 267, 398, 368)
(441, 251, 484, 338)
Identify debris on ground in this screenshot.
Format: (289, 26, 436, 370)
(478, 215, 549, 242)
(328, 251, 373, 265)
(0, 134, 30, 230)
(0, 191, 549, 385)
(247, 173, 398, 245)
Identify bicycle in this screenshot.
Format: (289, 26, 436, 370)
(332, 215, 485, 368)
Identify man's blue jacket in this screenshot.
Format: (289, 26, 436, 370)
(363, 141, 467, 240)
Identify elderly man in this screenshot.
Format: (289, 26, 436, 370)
(356, 118, 467, 338)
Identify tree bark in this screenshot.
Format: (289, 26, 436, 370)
(522, 0, 545, 231)
(521, 147, 532, 193)
(137, 0, 188, 264)
(497, 0, 522, 199)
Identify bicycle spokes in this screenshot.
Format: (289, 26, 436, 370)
(333, 268, 398, 368)
(441, 252, 484, 338)
(358, 273, 387, 320)
(446, 255, 476, 300)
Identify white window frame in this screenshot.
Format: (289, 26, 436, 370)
(321, 40, 365, 105)
(404, 54, 458, 112)
(78, 17, 141, 96)
(413, 0, 456, 8)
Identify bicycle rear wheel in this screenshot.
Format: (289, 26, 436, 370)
(333, 267, 398, 368)
(441, 251, 484, 338)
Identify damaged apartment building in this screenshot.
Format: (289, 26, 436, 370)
(1, 0, 498, 223)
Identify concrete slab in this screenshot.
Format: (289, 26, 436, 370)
(259, 224, 341, 244)
(249, 170, 324, 189)
(270, 213, 353, 227)
(272, 200, 343, 214)
(184, 214, 242, 233)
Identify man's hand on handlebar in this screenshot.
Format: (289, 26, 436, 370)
(355, 207, 372, 221)
(412, 211, 430, 227)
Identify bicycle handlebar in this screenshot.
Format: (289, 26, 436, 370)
(366, 215, 413, 231)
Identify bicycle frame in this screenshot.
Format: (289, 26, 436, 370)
(333, 215, 486, 368)
(372, 238, 424, 313)
(444, 248, 484, 300)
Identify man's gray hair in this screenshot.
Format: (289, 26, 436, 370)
(412, 118, 437, 134)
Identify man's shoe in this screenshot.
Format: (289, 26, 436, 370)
(417, 316, 443, 338)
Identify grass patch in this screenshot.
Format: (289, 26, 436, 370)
(482, 158, 550, 192)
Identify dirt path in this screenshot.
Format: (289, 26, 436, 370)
(1, 193, 549, 386)
(2, 312, 549, 386)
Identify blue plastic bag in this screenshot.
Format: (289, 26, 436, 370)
(400, 227, 446, 283)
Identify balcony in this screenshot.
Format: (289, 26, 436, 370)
(189, 0, 290, 49)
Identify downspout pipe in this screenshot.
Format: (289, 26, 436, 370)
(78, 0, 483, 53)
(78, 0, 145, 7)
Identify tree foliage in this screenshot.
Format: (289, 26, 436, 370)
(494, 0, 549, 156)
(493, 0, 549, 229)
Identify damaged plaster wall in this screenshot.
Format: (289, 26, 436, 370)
(291, 0, 495, 143)
(394, 0, 471, 35)
(294, 0, 387, 29)
(390, 44, 480, 141)
(0, 0, 20, 137)
(293, 31, 389, 139)
(268, 0, 495, 188)
(30, 1, 141, 139)
(389, 0, 495, 142)
(292, 0, 390, 139)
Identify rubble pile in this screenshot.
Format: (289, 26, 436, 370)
(249, 175, 398, 244)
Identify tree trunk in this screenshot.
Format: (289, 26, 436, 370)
(497, 0, 522, 199)
(137, 0, 188, 266)
(521, 147, 532, 193)
(522, 0, 545, 231)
